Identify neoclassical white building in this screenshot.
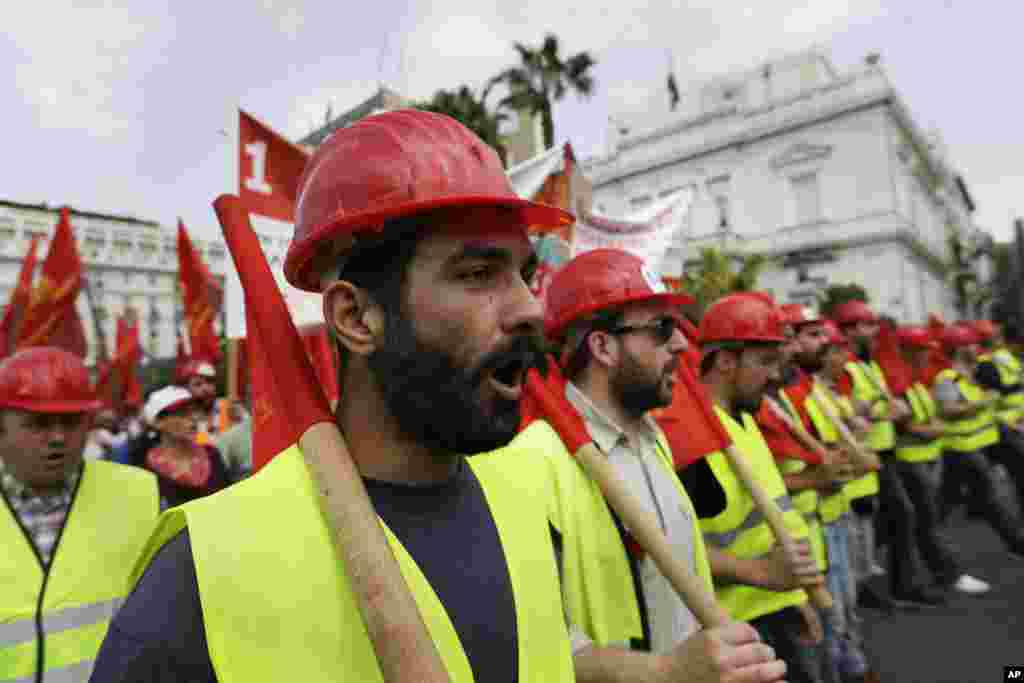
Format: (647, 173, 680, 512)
(584, 49, 993, 323)
(0, 201, 241, 365)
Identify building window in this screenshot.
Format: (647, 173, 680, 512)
(715, 195, 731, 230)
(707, 176, 731, 231)
(629, 194, 653, 209)
(792, 173, 821, 224)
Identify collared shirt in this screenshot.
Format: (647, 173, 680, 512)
(0, 460, 81, 567)
(563, 382, 698, 655)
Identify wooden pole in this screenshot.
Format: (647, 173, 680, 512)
(811, 383, 881, 471)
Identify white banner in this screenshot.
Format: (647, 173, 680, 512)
(572, 187, 694, 277)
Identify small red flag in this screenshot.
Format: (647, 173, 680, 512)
(875, 319, 912, 395)
(177, 220, 223, 363)
(212, 195, 332, 471)
(238, 110, 310, 223)
(921, 314, 952, 386)
(16, 208, 87, 356)
(0, 235, 40, 357)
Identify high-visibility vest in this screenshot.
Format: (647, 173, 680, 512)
(845, 360, 895, 451)
(0, 461, 158, 683)
(934, 368, 1000, 452)
(980, 350, 1024, 425)
(700, 408, 809, 623)
(131, 445, 574, 682)
(514, 420, 712, 651)
(894, 383, 944, 463)
(773, 393, 826, 571)
(803, 385, 852, 525)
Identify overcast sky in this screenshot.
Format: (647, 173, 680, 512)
(3, 0, 1021, 244)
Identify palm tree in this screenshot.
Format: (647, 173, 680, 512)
(490, 34, 596, 150)
(676, 248, 769, 316)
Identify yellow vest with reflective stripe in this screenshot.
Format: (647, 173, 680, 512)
(803, 385, 852, 524)
(845, 360, 895, 451)
(980, 350, 1024, 425)
(895, 383, 944, 463)
(701, 408, 809, 623)
(512, 419, 712, 651)
(935, 368, 1000, 452)
(773, 393, 826, 571)
(0, 461, 158, 683)
(131, 445, 573, 682)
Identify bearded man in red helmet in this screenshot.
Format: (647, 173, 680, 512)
(0, 347, 159, 682)
(517, 248, 787, 683)
(91, 110, 586, 681)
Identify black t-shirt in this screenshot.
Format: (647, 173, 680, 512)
(975, 360, 1009, 393)
(90, 460, 518, 682)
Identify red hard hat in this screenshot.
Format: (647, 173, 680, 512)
(180, 359, 217, 381)
(699, 292, 785, 345)
(779, 303, 821, 327)
(0, 347, 102, 414)
(969, 319, 997, 341)
(820, 320, 848, 346)
(285, 109, 574, 292)
(831, 300, 877, 326)
(897, 326, 935, 349)
(942, 324, 978, 350)
(544, 249, 692, 340)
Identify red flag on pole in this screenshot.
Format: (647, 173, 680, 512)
(921, 314, 952, 386)
(875, 319, 912, 394)
(0, 235, 40, 357)
(238, 110, 310, 222)
(119, 308, 144, 407)
(15, 208, 87, 356)
(177, 219, 223, 363)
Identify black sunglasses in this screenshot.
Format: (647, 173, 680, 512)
(607, 316, 680, 346)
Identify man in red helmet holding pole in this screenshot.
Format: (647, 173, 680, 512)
(92, 110, 576, 681)
(517, 248, 786, 683)
(0, 347, 159, 682)
(696, 292, 825, 683)
(932, 324, 1024, 556)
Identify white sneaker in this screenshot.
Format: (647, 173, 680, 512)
(870, 563, 887, 576)
(953, 574, 991, 594)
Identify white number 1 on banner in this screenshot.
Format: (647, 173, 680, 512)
(244, 141, 273, 195)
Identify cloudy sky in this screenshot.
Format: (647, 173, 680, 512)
(3, 0, 1021, 243)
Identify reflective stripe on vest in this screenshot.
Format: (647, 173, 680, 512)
(701, 409, 809, 623)
(895, 383, 944, 463)
(802, 384, 851, 523)
(935, 369, 1000, 452)
(0, 462, 158, 683)
(131, 444, 575, 682)
(982, 352, 1024, 424)
(845, 361, 895, 451)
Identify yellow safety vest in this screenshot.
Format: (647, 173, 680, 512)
(0, 461, 158, 683)
(701, 408, 809, 623)
(513, 419, 712, 651)
(131, 445, 573, 682)
(934, 368, 1000, 452)
(980, 350, 1024, 425)
(895, 383, 944, 463)
(803, 385, 852, 525)
(773, 393, 826, 572)
(845, 360, 895, 451)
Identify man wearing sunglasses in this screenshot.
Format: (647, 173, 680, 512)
(517, 249, 786, 683)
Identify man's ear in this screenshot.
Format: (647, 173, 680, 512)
(587, 329, 618, 370)
(323, 280, 385, 358)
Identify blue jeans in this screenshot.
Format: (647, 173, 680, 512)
(821, 515, 869, 681)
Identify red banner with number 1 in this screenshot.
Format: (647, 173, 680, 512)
(238, 110, 310, 223)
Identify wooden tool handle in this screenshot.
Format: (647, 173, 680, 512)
(575, 443, 730, 628)
(300, 422, 451, 683)
(811, 385, 880, 472)
(721, 444, 833, 610)
(765, 398, 834, 464)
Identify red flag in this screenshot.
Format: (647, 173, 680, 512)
(177, 220, 223, 363)
(875, 319, 912, 395)
(755, 399, 823, 465)
(0, 235, 40, 356)
(298, 323, 340, 407)
(212, 195, 332, 472)
(921, 314, 952, 386)
(238, 110, 310, 222)
(118, 309, 144, 407)
(175, 334, 188, 383)
(16, 208, 87, 356)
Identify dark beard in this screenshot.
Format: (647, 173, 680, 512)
(367, 310, 542, 456)
(734, 391, 764, 416)
(796, 348, 825, 374)
(610, 351, 676, 419)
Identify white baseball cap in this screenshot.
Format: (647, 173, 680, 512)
(143, 386, 196, 423)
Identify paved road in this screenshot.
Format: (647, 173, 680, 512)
(860, 512, 1024, 683)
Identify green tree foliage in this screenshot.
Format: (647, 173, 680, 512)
(490, 34, 596, 150)
(818, 283, 869, 318)
(416, 85, 509, 165)
(676, 248, 769, 316)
